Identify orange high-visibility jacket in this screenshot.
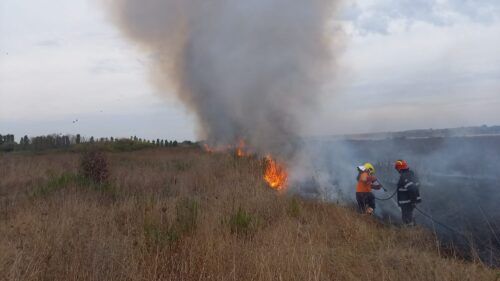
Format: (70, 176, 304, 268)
(356, 171, 378, 193)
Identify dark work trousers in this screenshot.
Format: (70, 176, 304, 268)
(401, 204, 415, 225)
(356, 192, 375, 213)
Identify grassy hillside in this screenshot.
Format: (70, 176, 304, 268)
(0, 148, 498, 280)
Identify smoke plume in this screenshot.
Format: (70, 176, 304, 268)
(106, 0, 340, 153)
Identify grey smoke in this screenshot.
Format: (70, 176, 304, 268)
(292, 136, 500, 265)
(106, 0, 341, 153)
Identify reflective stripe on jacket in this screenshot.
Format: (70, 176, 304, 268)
(397, 169, 422, 206)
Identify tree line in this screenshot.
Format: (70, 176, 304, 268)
(0, 133, 195, 153)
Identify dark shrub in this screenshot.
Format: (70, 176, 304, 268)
(80, 149, 109, 184)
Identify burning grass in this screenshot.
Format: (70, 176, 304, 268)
(263, 155, 288, 190)
(0, 148, 498, 280)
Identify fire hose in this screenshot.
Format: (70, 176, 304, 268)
(375, 189, 498, 253)
(416, 206, 500, 261)
(374, 187, 465, 235)
(414, 207, 498, 254)
(414, 206, 465, 236)
(373, 187, 397, 201)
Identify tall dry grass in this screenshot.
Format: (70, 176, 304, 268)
(0, 148, 498, 281)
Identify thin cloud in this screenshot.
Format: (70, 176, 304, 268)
(343, 0, 500, 34)
(90, 58, 132, 75)
(35, 39, 61, 48)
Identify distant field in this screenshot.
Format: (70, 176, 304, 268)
(0, 148, 498, 280)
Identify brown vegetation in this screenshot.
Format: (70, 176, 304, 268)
(80, 149, 110, 184)
(0, 148, 498, 280)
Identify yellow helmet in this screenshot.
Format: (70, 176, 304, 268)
(363, 163, 375, 174)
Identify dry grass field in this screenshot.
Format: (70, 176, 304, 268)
(0, 148, 498, 281)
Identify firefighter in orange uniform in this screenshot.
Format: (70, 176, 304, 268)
(356, 163, 383, 214)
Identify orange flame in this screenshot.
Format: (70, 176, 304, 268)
(236, 139, 247, 157)
(204, 139, 252, 157)
(264, 155, 288, 190)
(203, 144, 214, 153)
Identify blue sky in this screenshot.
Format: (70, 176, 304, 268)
(1, 0, 499, 140)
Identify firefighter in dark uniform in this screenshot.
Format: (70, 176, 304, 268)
(395, 160, 422, 226)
